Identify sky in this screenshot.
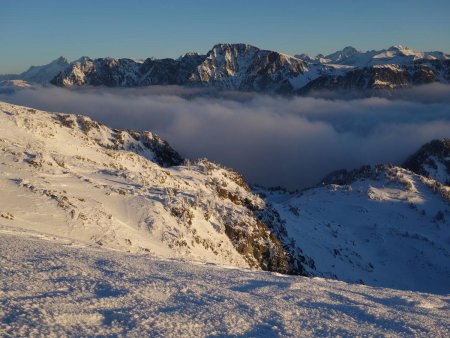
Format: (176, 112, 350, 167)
(1, 0, 450, 74)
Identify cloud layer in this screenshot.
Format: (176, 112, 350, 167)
(1, 84, 450, 189)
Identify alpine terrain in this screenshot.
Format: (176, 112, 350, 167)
(2, 44, 449, 95)
(0, 101, 449, 336)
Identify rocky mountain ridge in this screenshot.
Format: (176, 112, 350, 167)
(3, 44, 449, 94)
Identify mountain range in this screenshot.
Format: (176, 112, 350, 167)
(1, 101, 449, 293)
(1, 44, 449, 94)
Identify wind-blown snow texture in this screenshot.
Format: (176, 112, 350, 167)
(1, 228, 449, 337)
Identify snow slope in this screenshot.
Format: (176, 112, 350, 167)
(1, 228, 449, 337)
(0, 101, 306, 274)
(264, 165, 450, 294)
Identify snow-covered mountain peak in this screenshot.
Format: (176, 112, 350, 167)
(294, 53, 313, 62)
(177, 51, 203, 60)
(386, 44, 426, 57)
(342, 46, 358, 53)
(14, 57, 70, 84)
(6, 43, 448, 93)
(51, 56, 69, 65)
(324, 46, 360, 63)
(193, 43, 308, 93)
(74, 56, 92, 64)
(388, 44, 408, 51)
(210, 43, 258, 52)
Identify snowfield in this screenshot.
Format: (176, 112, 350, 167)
(1, 227, 449, 337)
(266, 167, 450, 294)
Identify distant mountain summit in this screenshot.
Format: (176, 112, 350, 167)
(297, 45, 450, 66)
(50, 43, 309, 93)
(320, 46, 360, 64)
(0, 57, 69, 84)
(2, 44, 450, 94)
(189, 43, 308, 93)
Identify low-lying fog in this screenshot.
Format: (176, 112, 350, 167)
(1, 84, 449, 189)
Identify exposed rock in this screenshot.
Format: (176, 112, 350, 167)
(403, 139, 450, 185)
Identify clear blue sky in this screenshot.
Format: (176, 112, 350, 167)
(1, 0, 450, 73)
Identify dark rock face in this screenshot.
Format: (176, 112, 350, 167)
(51, 54, 205, 88)
(321, 164, 392, 186)
(412, 64, 437, 85)
(254, 206, 315, 275)
(51, 43, 308, 94)
(52, 58, 141, 87)
(205, 161, 314, 275)
(192, 43, 307, 93)
(299, 61, 450, 94)
(224, 219, 291, 273)
(128, 130, 184, 167)
(139, 53, 204, 86)
(221, 203, 312, 275)
(49, 44, 450, 94)
(403, 139, 450, 185)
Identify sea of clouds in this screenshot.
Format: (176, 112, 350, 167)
(1, 83, 449, 189)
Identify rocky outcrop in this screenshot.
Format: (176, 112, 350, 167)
(403, 139, 450, 185)
(202, 160, 313, 275)
(299, 62, 450, 93)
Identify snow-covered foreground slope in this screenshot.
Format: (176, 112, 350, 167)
(1, 228, 449, 338)
(265, 165, 450, 294)
(0, 101, 306, 274)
